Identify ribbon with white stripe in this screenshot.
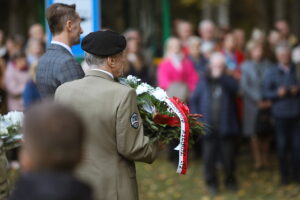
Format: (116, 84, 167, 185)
(165, 98, 189, 174)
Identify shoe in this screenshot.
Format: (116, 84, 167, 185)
(254, 166, 264, 171)
(207, 184, 218, 196)
(280, 178, 289, 186)
(254, 163, 263, 171)
(293, 180, 300, 185)
(291, 175, 300, 185)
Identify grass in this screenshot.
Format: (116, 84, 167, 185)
(136, 147, 300, 200)
(6, 146, 300, 199)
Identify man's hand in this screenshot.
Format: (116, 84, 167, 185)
(225, 69, 240, 80)
(290, 86, 299, 96)
(257, 100, 271, 109)
(158, 141, 165, 150)
(277, 87, 287, 97)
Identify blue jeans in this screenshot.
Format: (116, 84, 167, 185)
(275, 117, 300, 182)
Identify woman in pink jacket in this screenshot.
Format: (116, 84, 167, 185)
(158, 37, 199, 101)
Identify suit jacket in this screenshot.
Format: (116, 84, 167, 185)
(55, 70, 157, 200)
(263, 64, 300, 118)
(36, 44, 84, 98)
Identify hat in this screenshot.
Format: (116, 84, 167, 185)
(82, 30, 127, 57)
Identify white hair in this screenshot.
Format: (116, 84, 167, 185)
(187, 36, 201, 47)
(85, 52, 106, 69)
(275, 42, 291, 55)
(251, 28, 265, 41)
(199, 19, 215, 31)
(201, 41, 215, 53)
(209, 52, 225, 65)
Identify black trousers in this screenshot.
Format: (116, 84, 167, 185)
(275, 117, 300, 182)
(202, 135, 237, 186)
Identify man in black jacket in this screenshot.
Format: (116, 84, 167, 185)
(190, 53, 239, 195)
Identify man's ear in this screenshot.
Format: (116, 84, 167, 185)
(107, 57, 116, 67)
(65, 20, 73, 32)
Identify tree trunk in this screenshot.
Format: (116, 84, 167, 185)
(202, 0, 213, 20)
(139, 0, 156, 60)
(102, 0, 125, 32)
(218, 0, 230, 28)
(274, 0, 287, 20)
(8, 0, 20, 34)
(291, 0, 300, 37)
(257, 0, 272, 31)
(129, 0, 139, 28)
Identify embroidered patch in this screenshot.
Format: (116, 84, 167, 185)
(130, 113, 139, 129)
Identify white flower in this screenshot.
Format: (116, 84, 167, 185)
(126, 75, 141, 83)
(0, 111, 23, 136)
(4, 111, 24, 126)
(152, 87, 168, 102)
(136, 83, 152, 95)
(0, 126, 8, 136)
(142, 102, 156, 114)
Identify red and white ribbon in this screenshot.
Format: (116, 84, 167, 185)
(165, 98, 190, 174)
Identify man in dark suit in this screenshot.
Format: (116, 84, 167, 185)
(37, 3, 84, 98)
(264, 43, 300, 185)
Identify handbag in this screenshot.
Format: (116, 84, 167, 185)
(255, 109, 274, 136)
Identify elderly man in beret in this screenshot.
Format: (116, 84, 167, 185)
(55, 30, 158, 200)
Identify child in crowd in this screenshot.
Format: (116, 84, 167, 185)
(8, 102, 93, 200)
(23, 62, 41, 109)
(4, 52, 30, 112)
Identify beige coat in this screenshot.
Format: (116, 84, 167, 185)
(55, 70, 157, 200)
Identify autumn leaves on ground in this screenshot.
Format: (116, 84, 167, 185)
(137, 149, 300, 200)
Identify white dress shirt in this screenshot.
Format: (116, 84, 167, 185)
(51, 40, 73, 55)
(91, 69, 114, 79)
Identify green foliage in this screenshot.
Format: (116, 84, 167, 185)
(0, 112, 23, 151)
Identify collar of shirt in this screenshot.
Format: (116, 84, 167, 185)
(51, 41, 73, 55)
(91, 69, 114, 79)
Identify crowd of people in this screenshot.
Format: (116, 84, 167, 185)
(0, 3, 300, 198)
(155, 19, 300, 195)
(113, 19, 300, 195)
(0, 24, 44, 113)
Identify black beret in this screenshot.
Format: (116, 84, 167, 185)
(81, 30, 127, 57)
